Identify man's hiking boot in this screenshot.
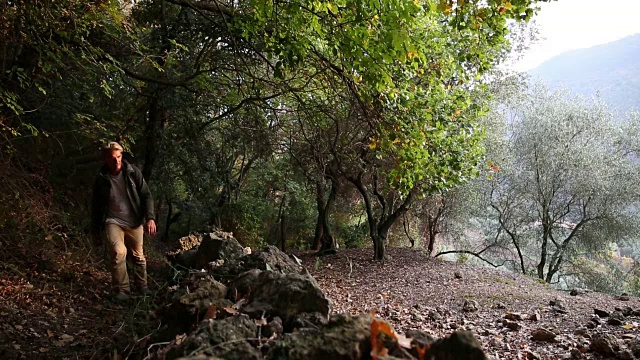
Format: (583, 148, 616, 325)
(114, 292, 130, 302)
(139, 287, 152, 297)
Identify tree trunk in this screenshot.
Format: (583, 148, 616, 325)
(280, 212, 286, 252)
(373, 234, 385, 260)
(319, 179, 338, 251)
(373, 225, 392, 260)
(312, 181, 325, 250)
(537, 220, 550, 280)
(349, 174, 414, 261)
(426, 216, 436, 255)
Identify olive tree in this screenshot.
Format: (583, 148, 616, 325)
(468, 84, 640, 283)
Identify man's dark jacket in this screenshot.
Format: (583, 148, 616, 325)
(91, 160, 155, 234)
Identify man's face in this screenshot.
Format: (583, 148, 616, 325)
(103, 149, 123, 174)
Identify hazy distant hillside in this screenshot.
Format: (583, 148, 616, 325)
(528, 34, 640, 112)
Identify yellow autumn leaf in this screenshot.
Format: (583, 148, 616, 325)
(504, 1, 513, 10)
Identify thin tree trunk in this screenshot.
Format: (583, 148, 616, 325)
(537, 218, 550, 280)
(312, 181, 325, 250)
(426, 216, 436, 255)
(275, 193, 287, 250)
(319, 179, 338, 251)
(280, 213, 286, 252)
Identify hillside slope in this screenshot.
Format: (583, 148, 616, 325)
(529, 34, 640, 112)
(304, 248, 640, 359)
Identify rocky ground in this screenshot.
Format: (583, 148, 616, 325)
(1, 234, 639, 360)
(301, 248, 640, 360)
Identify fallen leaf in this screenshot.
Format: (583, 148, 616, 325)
(39, 347, 49, 353)
(204, 305, 217, 320)
(370, 311, 396, 359)
(175, 333, 186, 346)
(223, 306, 239, 315)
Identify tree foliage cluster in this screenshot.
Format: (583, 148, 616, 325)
(0, 0, 549, 265)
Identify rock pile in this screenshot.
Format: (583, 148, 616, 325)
(153, 230, 490, 360)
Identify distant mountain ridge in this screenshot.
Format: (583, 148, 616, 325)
(528, 34, 640, 113)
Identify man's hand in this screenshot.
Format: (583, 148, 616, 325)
(146, 219, 157, 236)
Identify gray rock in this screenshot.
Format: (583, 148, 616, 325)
(531, 328, 557, 342)
(620, 306, 634, 317)
(608, 311, 626, 326)
(504, 312, 524, 321)
(194, 232, 245, 269)
(525, 350, 541, 360)
(550, 298, 569, 314)
(529, 311, 541, 322)
(590, 333, 620, 357)
(428, 331, 488, 360)
(161, 277, 232, 336)
(166, 315, 259, 360)
(406, 329, 435, 346)
(167, 233, 205, 267)
(212, 246, 304, 280)
(570, 348, 583, 359)
(429, 310, 443, 321)
(630, 336, 640, 357)
(503, 319, 521, 331)
(266, 314, 371, 360)
(492, 302, 506, 310)
(228, 270, 330, 328)
(594, 308, 610, 318)
(618, 349, 634, 360)
(169, 248, 199, 269)
(262, 316, 283, 339)
(574, 328, 589, 338)
(463, 300, 479, 312)
(290, 312, 330, 329)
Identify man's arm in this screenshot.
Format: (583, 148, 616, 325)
(132, 167, 156, 233)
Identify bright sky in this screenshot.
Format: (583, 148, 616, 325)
(514, 0, 640, 72)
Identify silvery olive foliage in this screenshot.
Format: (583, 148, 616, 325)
(457, 82, 640, 285)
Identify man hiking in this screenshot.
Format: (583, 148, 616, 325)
(91, 142, 156, 301)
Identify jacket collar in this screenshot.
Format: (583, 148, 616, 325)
(99, 159, 134, 178)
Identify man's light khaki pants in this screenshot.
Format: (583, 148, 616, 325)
(105, 224, 147, 293)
